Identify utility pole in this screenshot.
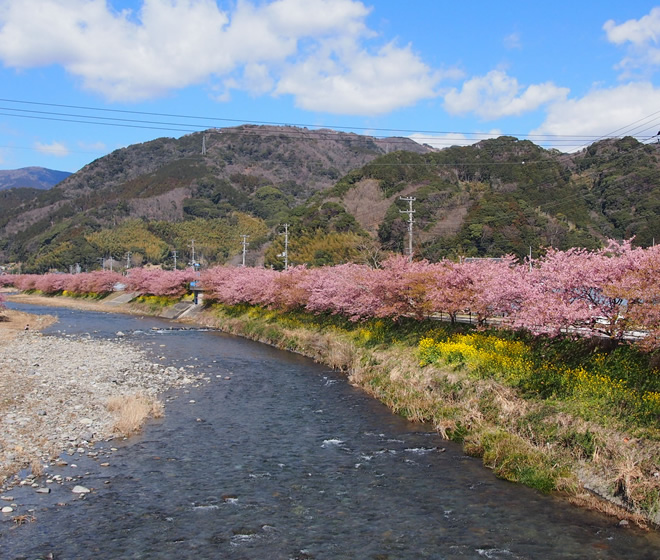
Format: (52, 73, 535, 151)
(202, 134, 207, 156)
(172, 250, 178, 270)
(399, 196, 416, 262)
(240, 235, 249, 267)
(280, 224, 289, 270)
(189, 240, 196, 267)
(125, 252, 131, 270)
(108, 256, 113, 272)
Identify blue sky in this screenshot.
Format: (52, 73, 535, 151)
(1, 0, 660, 172)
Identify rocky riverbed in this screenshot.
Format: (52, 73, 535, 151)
(0, 309, 202, 509)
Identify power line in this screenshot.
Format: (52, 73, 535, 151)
(3, 97, 659, 235)
(2, 97, 657, 150)
(0, 97, 627, 140)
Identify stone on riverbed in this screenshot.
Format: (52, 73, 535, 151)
(72, 485, 91, 494)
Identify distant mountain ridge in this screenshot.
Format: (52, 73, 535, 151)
(0, 166, 71, 191)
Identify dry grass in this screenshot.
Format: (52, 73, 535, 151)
(12, 514, 37, 525)
(568, 492, 649, 529)
(30, 457, 45, 478)
(107, 393, 164, 437)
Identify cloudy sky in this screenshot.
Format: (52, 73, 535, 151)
(1, 0, 660, 172)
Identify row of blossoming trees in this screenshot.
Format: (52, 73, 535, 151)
(1, 268, 197, 299)
(1, 241, 658, 349)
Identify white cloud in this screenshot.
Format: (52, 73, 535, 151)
(444, 70, 569, 120)
(603, 7, 660, 46)
(604, 7, 660, 76)
(275, 41, 440, 115)
(0, 0, 441, 114)
(531, 82, 660, 152)
(241, 63, 276, 96)
(35, 140, 69, 156)
(409, 131, 501, 149)
(503, 32, 521, 50)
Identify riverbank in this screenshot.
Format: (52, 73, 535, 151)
(0, 303, 201, 501)
(3, 292, 658, 529)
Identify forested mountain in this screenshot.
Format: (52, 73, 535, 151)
(0, 167, 71, 191)
(306, 135, 660, 262)
(0, 125, 657, 273)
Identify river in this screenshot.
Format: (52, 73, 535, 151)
(2, 303, 659, 559)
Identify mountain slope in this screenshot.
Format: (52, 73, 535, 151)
(305, 136, 660, 261)
(0, 128, 657, 273)
(0, 126, 430, 270)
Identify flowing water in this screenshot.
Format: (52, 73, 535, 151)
(2, 303, 659, 559)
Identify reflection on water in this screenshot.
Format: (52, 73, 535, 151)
(2, 303, 660, 559)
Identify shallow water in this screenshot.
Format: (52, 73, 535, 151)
(2, 303, 660, 559)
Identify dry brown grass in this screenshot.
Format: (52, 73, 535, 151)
(107, 393, 164, 437)
(30, 457, 45, 477)
(12, 514, 37, 525)
(568, 492, 649, 529)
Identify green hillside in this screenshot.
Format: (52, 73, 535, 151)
(0, 127, 657, 272)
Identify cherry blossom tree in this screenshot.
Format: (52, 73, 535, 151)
(604, 244, 660, 349)
(514, 240, 645, 338)
(125, 268, 196, 297)
(450, 257, 523, 326)
(302, 263, 384, 320)
(200, 266, 279, 306)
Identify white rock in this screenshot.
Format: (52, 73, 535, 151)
(72, 485, 91, 494)
(1, 506, 13, 513)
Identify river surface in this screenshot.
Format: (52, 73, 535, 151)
(2, 303, 660, 559)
